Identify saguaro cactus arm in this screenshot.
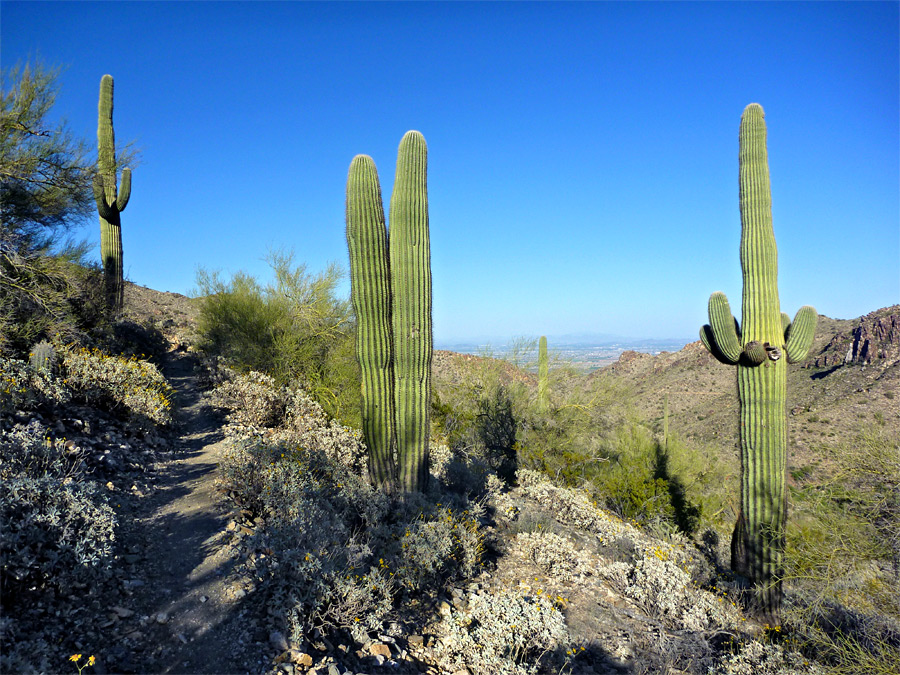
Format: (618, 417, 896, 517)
(703, 291, 741, 364)
(92, 174, 115, 220)
(346, 155, 396, 491)
(117, 167, 132, 211)
(785, 305, 817, 363)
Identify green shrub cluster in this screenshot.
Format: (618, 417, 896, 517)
(194, 250, 361, 427)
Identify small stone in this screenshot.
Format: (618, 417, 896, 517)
(370, 643, 391, 658)
(155, 612, 168, 624)
(438, 601, 452, 617)
(200, 595, 208, 603)
(327, 666, 340, 675)
(374, 655, 386, 666)
(111, 606, 134, 618)
(407, 635, 424, 647)
(175, 633, 188, 644)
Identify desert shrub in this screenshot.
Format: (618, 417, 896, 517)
(283, 387, 367, 474)
(221, 434, 487, 645)
(0, 421, 78, 480)
(433, 586, 569, 675)
(0, 356, 70, 418)
(379, 505, 484, 592)
(0, 357, 40, 415)
(518, 469, 629, 544)
(0, 425, 116, 603)
(780, 429, 900, 674)
(509, 531, 593, 584)
(613, 544, 740, 631)
(61, 345, 174, 426)
(710, 637, 825, 674)
(207, 368, 287, 427)
(0, 477, 116, 601)
(194, 250, 361, 427)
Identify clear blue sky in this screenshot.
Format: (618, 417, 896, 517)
(3, 1, 898, 344)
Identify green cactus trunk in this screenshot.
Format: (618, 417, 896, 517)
(346, 155, 397, 491)
(345, 131, 432, 494)
(701, 104, 816, 621)
(94, 74, 131, 315)
(537, 335, 549, 412)
(390, 131, 432, 494)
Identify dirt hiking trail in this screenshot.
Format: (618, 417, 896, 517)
(114, 351, 268, 675)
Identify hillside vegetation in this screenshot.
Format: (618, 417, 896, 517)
(5, 268, 896, 674)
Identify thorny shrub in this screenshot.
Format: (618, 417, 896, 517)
(433, 586, 569, 675)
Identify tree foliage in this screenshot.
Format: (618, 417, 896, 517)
(1, 62, 94, 249)
(0, 62, 110, 354)
(195, 250, 361, 426)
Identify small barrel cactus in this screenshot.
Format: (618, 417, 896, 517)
(29, 340, 58, 377)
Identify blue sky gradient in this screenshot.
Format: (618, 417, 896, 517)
(3, 1, 897, 343)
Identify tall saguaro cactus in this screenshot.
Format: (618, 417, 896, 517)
(346, 131, 432, 493)
(390, 131, 433, 493)
(94, 74, 131, 314)
(537, 335, 549, 412)
(346, 155, 396, 490)
(700, 104, 816, 620)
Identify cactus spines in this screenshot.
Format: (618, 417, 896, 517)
(700, 103, 816, 620)
(390, 131, 432, 494)
(346, 155, 396, 490)
(29, 340, 57, 377)
(345, 131, 432, 494)
(95, 74, 131, 314)
(537, 336, 549, 412)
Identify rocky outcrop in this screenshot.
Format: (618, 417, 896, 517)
(812, 306, 900, 368)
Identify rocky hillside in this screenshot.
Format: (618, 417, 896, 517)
(586, 306, 899, 480)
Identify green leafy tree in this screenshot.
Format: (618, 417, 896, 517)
(195, 250, 360, 425)
(0, 62, 109, 353)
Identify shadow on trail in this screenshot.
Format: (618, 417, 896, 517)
(113, 350, 260, 674)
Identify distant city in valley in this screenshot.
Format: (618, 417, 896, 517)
(436, 337, 694, 372)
